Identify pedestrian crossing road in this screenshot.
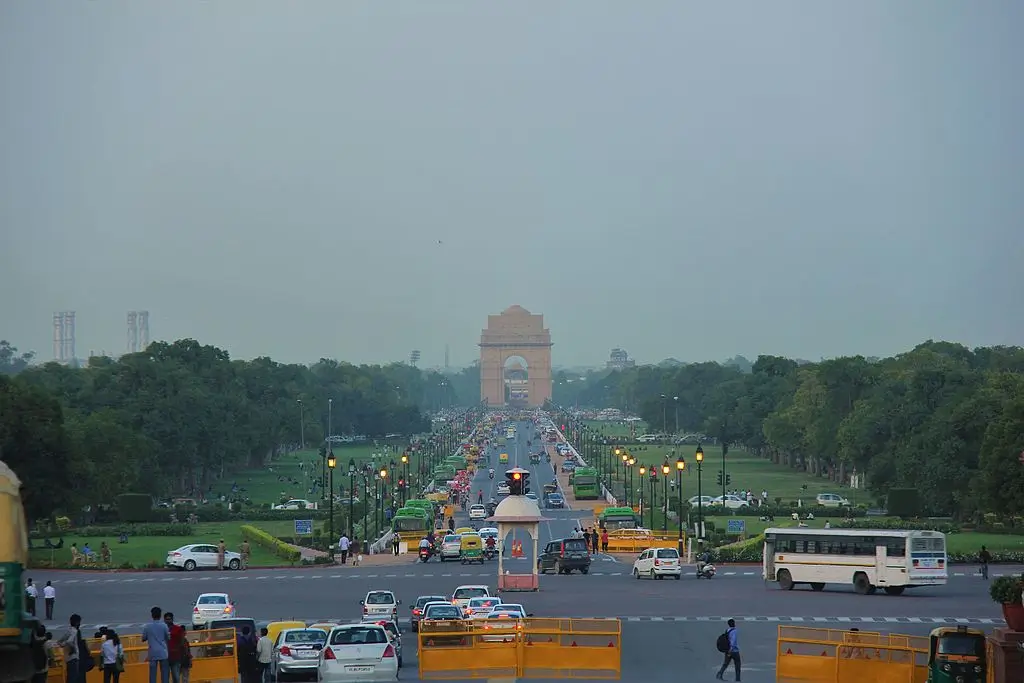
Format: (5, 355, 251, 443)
(75, 614, 1006, 633)
(43, 567, 1021, 584)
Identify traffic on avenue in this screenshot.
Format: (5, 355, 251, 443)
(25, 413, 1012, 682)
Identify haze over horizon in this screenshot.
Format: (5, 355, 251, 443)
(3, 3, 1021, 368)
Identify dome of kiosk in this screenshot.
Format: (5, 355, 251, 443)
(489, 495, 546, 523)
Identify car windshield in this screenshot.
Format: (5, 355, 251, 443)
(416, 596, 446, 608)
(937, 635, 985, 657)
(469, 598, 499, 609)
(454, 587, 488, 600)
(425, 605, 462, 619)
(198, 595, 227, 605)
(471, 505, 484, 510)
(284, 630, 327, 644)
(656, 549, 679, 559)
(444, 536, 459, 543)
(365, 592, 394, 605)
(330, 627, 387, 645)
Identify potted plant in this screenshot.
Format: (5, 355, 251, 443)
(990, 574, 1024, 631)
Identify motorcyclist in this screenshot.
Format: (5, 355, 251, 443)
(419, 537, 432, 552)
(489, 468, 495, 479)
(697, 549, 711, 575)
(485, 536, 497, 555)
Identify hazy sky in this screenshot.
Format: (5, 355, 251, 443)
(3, 2, 1022, 368)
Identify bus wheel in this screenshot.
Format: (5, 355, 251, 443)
(853, 573, 872, 595)
(884, 586, 905, 596)
(810, 583, 825, 592)
(777, 569, 794, 590)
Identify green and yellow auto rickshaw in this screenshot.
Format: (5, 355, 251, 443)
(459, 534, 484, 565)
(926, 625, 986, 683)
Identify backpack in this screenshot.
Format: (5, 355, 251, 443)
(78, 633, 95, 672)
(716, 631, 730, 653)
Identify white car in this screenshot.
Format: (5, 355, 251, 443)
(319, 624, 398, 683)
(273, 498, 318, 510)
(687, 496, 715, 508)
(710, 495, 749, 510)
(451, 585, 491, 610)
(816, 493, 851, 507)
(481, 604, 530, 641)
(468, 504, 487, 521)
(360, 590, 399, 622)
(496, 483, 510, 495)
(632, 547, 682, 580)
(191, 593, 235, 629)
(271, 628, 328, 679)
(422, 601, 465, 622)
(464, 596, 502, 619)
(166, 544, 242, 571)
(440, 535, 462, 561)
(524, 492, 538, 502)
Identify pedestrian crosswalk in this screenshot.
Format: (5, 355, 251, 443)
(76, 614, 1005, 633)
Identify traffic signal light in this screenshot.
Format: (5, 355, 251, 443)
(398, 478, 405, 490)
(505, 468, 531, 496)
(560, 424, 565, 432)
(716, 471, 723, 486)
(726, 474, 732, 486)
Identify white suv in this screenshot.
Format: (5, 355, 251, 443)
(469, 504, 487, 521)
(816, 493, 851, 507)
(632, 547, 682, 580)
(360, 590, 399, 622)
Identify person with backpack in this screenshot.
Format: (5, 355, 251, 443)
(56, 613, 88, 683)
(715, 618, 740, 681)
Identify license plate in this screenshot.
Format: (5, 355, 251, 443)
(346, 665, 373, 673)
(296, 651, 318, 658)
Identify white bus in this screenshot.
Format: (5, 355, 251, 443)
(762, 527, 947, 595)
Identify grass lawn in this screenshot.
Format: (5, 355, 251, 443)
(224, 445, 411, 506)
(604, 444, 874, 506)
(946, 532, 1024, 555)
(29, 521, 287, 569)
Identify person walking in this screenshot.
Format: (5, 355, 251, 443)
(236, 626, 259, 683)
(979, 545, 992, 579)
(338, 534, 350, 564)
(56, 613, 82, 683)
(239, 540, 251, 571)
(715, 618, 741, 681)
(216, 540, 226, 570)
(590, 528, 599, 555)
(31, 625, 51, 683)
(141, 606, 170, 683)
(256, 627, 273, 683)
(164, 612, 186, 683)
(43, 581, 56, 620)
(177, 626, 192, 683)
(101, 630, 124, 683)
(600, 528, 609, 553)
(25, 578, 37, 616)
(392, 533, 401, 556)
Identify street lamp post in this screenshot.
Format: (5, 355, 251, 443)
(638, 466, 646, 522)
(373, 473, 380, 537)
(648, 468, 657, 530)
(661, 463, 670, 532)
(348, 459, 356, 537)
(673, 397, 679, 434)
(379, 467, 388, 538)
(401, 453, 409, 505)
(327, 452, 336, 560)
(660, 394, 667, 434)
(675, 455, 686, 555)
(622, 456, 630, 509)
(695, 445, 705, 543)
(297, 399, 305, 450)
(325, 398, 333, 489)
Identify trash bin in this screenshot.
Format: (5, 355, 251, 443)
(362, 540, 370, 555)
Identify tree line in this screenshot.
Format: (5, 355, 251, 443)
(0, 339, 451, 520)
(554, 341, 1024, 519)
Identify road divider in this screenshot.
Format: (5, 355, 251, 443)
(418, 617, 621, 680)
(776, 625, 928, 682)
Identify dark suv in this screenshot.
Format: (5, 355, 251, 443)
(538, 538, 591, 575)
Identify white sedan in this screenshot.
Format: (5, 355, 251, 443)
(166, 544, 242, 571)
(319, 624, 398, 682)
(710, 495, 749, 510)
(273, 499, 317, 510)
(687, 496, 715, 508)
(191, 593, 235, 629)
(468, 504, 487, 521)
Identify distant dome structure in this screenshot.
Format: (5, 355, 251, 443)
(502, 305, 531, 316)
(489, 495, 546, 523)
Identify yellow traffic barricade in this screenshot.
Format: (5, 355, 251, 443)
(776, 625, 928, 683)
(49, 627, 238, 683)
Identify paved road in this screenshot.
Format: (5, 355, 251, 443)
(26, 418, 1016, 680)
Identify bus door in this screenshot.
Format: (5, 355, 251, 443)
(874, 543, 888, 586)
(763, 536, 775, 581)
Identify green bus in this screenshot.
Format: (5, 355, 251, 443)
(404, 499, 435, 518)
(598, 506, 641, 531)
(571, 467, 600, 499)
(432, 465, 457, 487)
(392, 507, 430, 534)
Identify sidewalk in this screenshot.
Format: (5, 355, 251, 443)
(284, 542, 419, 567)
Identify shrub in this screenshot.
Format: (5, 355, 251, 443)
(836, 518, 961, 534)
(709, 535, 764, 563)
(989, 575, 1024, 605)
(116, 493, 154, 523)
(240, 524, 301, 564)
(54, 516, 72, 531)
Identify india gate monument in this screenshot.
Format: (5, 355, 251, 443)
(479, 306, 553, 408)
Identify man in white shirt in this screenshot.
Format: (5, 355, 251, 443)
(43, 581, 56, 620)
(255, 627, 273, 683)
(338, 535, 350, 564)
(24, 578, 37, 617)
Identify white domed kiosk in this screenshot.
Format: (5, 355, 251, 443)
(487, 495, 550, 592)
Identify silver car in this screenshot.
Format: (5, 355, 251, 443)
(440, 534, 461, 561)
(271, 628, 327, 679)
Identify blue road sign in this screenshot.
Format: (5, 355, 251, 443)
(727, 519, 745, 534)
(294, 519, 313, 536)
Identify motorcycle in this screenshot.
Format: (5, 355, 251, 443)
(696, 562, 716, 579)
(418, 546, 433, 563)
(484, 546, 496, 560)
(489, 471, 494, 480)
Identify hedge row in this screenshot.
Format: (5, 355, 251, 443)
(836, 519, 961, 534)
(31, 523, 194, 539)
(240, 524, 301, 564)
(673, 504, 868, 519)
